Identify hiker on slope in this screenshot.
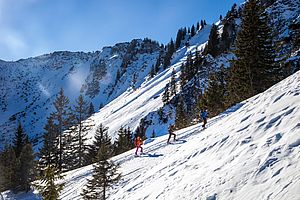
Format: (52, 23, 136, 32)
(134, 134, 143, 156)
(200, 109, 208, 129)
(167, 124, 177, 144)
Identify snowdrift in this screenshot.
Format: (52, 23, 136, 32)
(57, 71, 300, 199)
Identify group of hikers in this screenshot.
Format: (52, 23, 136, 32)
(133, 109, 208, 156)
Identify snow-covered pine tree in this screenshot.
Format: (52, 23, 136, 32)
(227, 0, 278, 105)
(35, 166, 64, 200)
(81, 144, 120, 200)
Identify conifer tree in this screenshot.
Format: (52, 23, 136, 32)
(185, 52, 195, 82)
(87, 124, 111, 164)
(162, 83, 170, 104)
(88, 102, 95, 116)
(175, 28, 183, 49)
(180, 63, 188, 88)
(13, 122, 27, 158)
(175, 96, 189, 129)
(157, 108, 168, 124)
(196, 22, 200, 31)
(39, 117, 58, 171)
(170, 69, 177, 96)
(81, 144, 120, 200)
(191, 25, 196, 37)
(201, 20, 204, 29)
(36, 166, 64, 200)
(0, 146, 18, 191)
(205, 24, 219, 57)
(114, 127, 133, 155)
(0, 154, 4, 191)
(149, 65, 155, 78)
(220, 22, 231, 52)
(201, 66, 227, 116)
(51, 88, 75, 171)
(19, 143, 35, 192)
(155, 54, 161, 73)
(11, 123, 36, 192)
(71, 94, 94, 169)
(227, 0, 278, 105)
(163, 39, 175, 69)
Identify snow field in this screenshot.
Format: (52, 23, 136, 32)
(58, 71, 300, 200)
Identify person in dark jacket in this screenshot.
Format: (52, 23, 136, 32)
(200, 109, 208, 128)
(167, 124, 177, 144)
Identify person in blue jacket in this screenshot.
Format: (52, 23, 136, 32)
(200, 109, 208, 128)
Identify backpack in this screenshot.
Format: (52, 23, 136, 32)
(201, 111, 207, 119)
(134, 137, 142, 146)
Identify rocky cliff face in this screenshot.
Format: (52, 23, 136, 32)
(0, 39, 161, 149)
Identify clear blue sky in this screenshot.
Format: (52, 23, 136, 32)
(0, 0, 244, 61)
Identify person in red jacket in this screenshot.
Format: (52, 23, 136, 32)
(134, 134, 143, 156)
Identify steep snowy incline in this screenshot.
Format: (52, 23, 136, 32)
(84, 26, 212, 142)
(54, 71, 300, 200)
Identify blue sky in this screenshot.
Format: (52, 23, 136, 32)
(0, 0, 244, 61)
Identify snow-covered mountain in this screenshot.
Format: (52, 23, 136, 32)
(0, 39, 161, 149)
(3, 56, 300, 200)
(1, 0, 300, 199)
(1, 0, 299, 150)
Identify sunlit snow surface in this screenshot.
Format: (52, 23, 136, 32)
(63, 71, 300, 200)
(4, 70, 299, 200)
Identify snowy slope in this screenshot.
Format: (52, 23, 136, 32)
(36, 66, 300, 200)
(3, 63, 299, 200)
(85, 25, 212, 142)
